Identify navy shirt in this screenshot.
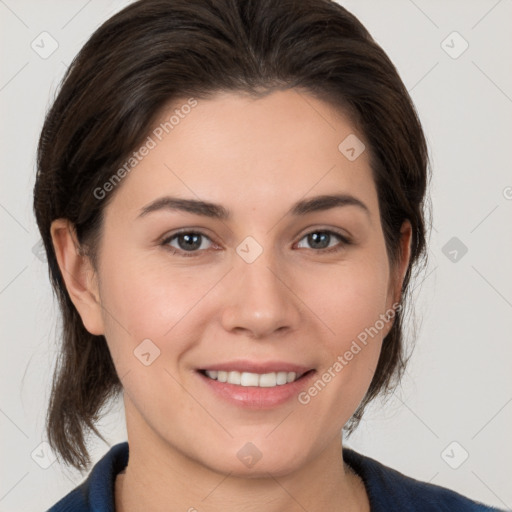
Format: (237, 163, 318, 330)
(47, 442, 504, 511)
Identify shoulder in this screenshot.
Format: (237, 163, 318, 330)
(46, 484, 88, 512)
(46, 442, 129, 512)
(343, 447, 504, 512)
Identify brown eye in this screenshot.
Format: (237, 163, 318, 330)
(162, 231, 213, 256)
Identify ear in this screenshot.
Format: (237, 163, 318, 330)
(50, 219, 105, 335)
(385, 219, 413, 322)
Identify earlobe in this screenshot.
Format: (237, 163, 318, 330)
(50, 219, 105, 335)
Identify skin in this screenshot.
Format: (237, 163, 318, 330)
(51, 89, 412, 512)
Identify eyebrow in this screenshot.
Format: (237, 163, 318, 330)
(137, 193, 370, 220)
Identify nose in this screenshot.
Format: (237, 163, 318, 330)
(220, 248, 302, 339)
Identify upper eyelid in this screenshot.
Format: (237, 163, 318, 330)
(161, 229, 216, 245)
(161, 228, 350, 249)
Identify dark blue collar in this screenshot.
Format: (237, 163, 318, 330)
(48, 441, 502, 511)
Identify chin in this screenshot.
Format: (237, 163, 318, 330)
(213, 456, 304, 479)
(196, 437, 309, 478)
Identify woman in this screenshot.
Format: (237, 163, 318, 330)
(34, 0, 504, 510)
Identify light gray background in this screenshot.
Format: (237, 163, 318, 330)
(1, 0, 511, 510)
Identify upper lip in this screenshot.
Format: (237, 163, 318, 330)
(199, 360, 314, 375)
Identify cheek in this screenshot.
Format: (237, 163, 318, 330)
(98, 233, 390, 363)
(300, 259, 390, 404)
(97, 248, 224, 356)
(305, 259, 390, 349)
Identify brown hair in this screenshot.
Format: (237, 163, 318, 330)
(34, 0, 431, 471)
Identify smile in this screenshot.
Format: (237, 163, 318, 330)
(201, 370, 305, 387)
(196, 360, 316, 408)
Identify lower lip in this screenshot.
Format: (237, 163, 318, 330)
(197, 370, 316, 409)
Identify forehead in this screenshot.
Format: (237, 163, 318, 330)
(103, 89, 379, 221)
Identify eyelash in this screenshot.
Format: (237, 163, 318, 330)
(160, 229, 352, 258)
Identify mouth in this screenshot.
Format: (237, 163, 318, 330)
(195, 361, 316, 408)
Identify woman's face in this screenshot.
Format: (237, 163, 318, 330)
(76, 89, 410, 476)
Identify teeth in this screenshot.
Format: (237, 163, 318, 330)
(204, 370, 300, 387)
(240, 372, 260, 386)
(276, 372, 287, 385)
(258, 373, 276, 387)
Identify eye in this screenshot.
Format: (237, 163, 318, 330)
(161, 228, 351, 257)
(296, 230, 351, 253)
(161, 231, 214, 257)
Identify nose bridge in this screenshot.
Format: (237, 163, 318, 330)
(221, 238, 300, 337)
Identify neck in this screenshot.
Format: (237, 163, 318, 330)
(115, 404, 369, 512)
(115, 443, 368, 512)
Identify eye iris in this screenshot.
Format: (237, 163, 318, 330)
(171, 231, 338, 253)
(178, 233, 202, 251)
(308, 232, 330, 249)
